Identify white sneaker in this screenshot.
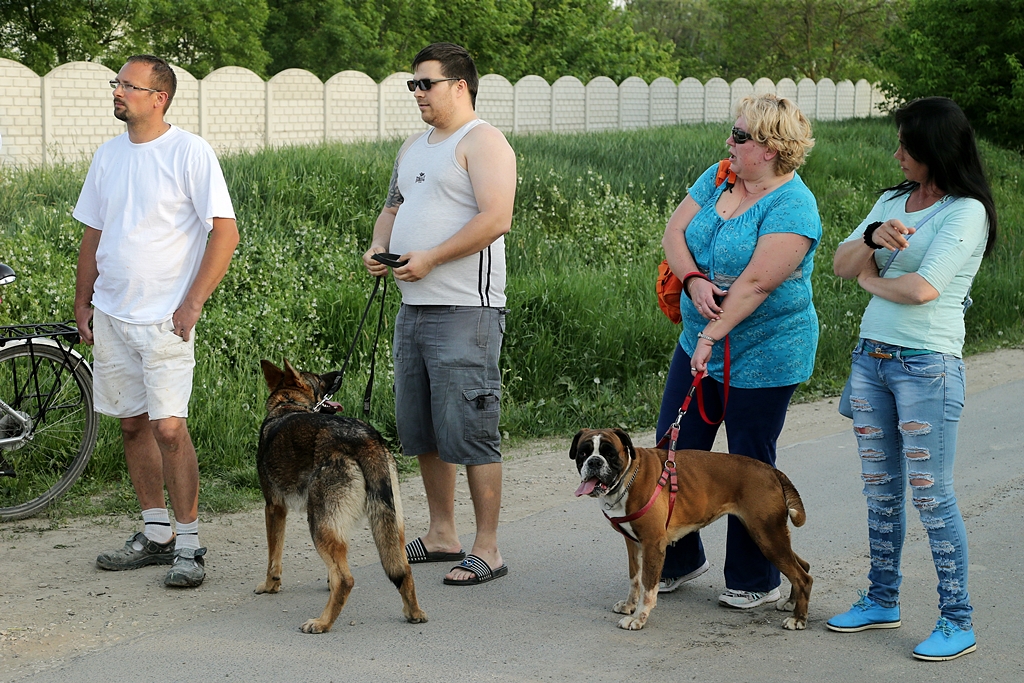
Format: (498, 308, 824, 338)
(718, 586, 781, 609)
(657, 559, 711, 593)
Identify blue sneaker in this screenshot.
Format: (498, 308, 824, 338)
(912, 617, 976, 661)
(826, 591, 901, 632)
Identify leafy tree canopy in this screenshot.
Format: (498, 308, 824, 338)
(1, 0, 270, 78)
(628, 0, 899, 83)
(879, 0, 1024, 150)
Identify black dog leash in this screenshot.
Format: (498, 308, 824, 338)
(314, 275, 389, 417)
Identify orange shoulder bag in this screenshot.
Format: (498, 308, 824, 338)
(656, 160, 735, 323)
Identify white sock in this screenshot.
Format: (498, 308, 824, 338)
(137, 508, 173, 550)
(174, 519, 200, 551)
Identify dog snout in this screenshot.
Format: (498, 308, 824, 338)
(581, 454, 609, 479)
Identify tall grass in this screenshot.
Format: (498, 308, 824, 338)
(2, 119, 1021, 514)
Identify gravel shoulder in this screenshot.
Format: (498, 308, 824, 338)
(2, 348, 1022, 680)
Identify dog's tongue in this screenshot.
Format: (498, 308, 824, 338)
(575, 478, 598, 497)
(320, 400, 343, 414)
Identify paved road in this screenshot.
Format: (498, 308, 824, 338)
(25, 380, 1024, 683)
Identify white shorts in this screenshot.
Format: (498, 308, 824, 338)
(91, 308, 195, 420)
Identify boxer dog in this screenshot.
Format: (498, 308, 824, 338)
(571, 428, 811, 631)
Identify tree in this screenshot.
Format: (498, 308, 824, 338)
(628, 0, 898, 82)
(0, 0, 136, 74)
(507, 0, 679, 83)
(0, 0, 269, 77)
(879, 0, 1024, 150)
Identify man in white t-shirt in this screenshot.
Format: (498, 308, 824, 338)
(73, 55, 238, 588)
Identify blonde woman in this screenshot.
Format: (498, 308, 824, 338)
(656, 94, 821, 608)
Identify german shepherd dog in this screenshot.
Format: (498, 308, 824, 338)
(256, 359, 427, 633)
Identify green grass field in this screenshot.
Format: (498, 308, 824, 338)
(2, 118, 1022, 517)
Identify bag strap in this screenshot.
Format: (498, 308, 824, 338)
(879, 197, 958, 277)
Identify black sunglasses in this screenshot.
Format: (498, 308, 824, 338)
(731, 127, 756, 145)
(406, 77, 460, 92)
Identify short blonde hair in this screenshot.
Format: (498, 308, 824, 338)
(736, 94, 815, 175)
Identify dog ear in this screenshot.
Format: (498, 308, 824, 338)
(260, 359, 284, 390)
(319, 370, 341, 395)
(612, 428, 635, 459)
(282, 359, 304, 387)
(569, 430, 585, 459)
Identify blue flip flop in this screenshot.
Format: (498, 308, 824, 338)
(443, 554, 508, 586)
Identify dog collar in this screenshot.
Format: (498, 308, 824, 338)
(603, 457, 640, 511)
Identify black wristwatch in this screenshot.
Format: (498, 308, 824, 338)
(863, 221, 884, 249)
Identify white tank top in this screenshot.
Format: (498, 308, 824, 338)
(389, 118, 506, 307)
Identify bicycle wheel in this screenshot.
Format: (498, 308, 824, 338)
(0, 341, 98, 520)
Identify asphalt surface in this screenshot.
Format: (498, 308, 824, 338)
(22, 379, 1024, 683)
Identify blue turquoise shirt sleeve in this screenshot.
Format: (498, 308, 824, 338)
(687, 164, 721, 207)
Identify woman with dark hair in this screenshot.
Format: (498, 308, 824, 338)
(829, 96, 995, 661)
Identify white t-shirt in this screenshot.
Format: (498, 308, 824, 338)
(73, 125, 235, 324)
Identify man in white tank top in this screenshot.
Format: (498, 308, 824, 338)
(363, 43, 516, 586)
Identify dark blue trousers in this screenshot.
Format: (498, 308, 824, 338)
(655, 343, 797, 592)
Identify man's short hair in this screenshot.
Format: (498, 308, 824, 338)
(126, 55, 177, 112)
(412, 43, 478, 109)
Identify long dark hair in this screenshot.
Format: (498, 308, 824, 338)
(883, 96, 997, 257)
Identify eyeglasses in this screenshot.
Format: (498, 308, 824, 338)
(406, 78, 460, 92)
(731, 127, 756, 145)
(109, 80, 161, 94)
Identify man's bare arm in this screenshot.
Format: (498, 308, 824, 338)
(74, 227, 102, 345)
(174, 217, 239, 340)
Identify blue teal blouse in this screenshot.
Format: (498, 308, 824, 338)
(679, 163, 822, 388)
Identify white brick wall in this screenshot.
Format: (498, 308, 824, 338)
(0, 57, 887, 167)
(705, 78, 731, 123)
(777, 78, 798, 102)
(514, 76, 551, 134)
(0, 59, 43, 166)
(203, 67, 265, 154)
(380, 73, 426, 140)
(797, 78, 818, 120)
(817, 78, 838, 121)
(619, 77, 649, 131)
(165, 65, 199, 135)
(585, 77, 618, 131)
(649, 77, 676, 126)
(678, 78, 704, 124)
(45, 62, 125, 164)
(551, 76, 585, 133)
(268, 69, 324, 147)
(478, 74, 513, 133)
(326, 70, 377, 143)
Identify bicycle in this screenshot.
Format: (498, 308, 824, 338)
(1, 262, 99, 521)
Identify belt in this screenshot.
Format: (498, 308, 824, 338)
(861, 340, 935, 360)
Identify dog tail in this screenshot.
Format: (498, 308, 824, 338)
(774, 469, 807, 527)
(360, 441, 414, 585)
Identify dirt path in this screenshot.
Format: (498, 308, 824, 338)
(2, 348, 1022, 680)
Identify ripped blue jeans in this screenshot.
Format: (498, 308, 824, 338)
(849, 340, 973, 628)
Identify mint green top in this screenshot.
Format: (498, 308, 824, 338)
(841, 191, 988, 357)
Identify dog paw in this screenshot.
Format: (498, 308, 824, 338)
(782, 616, 806, 631)
(776, 598, 796, 612)
(300, 618, 332, 634)
(404, 609, 428, 624)
(612, 600, 636, 615)
(617, 615, 646, 630)
(255, 580, 281, 594)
